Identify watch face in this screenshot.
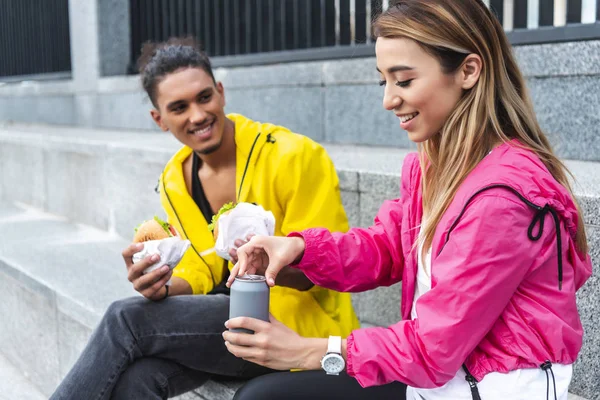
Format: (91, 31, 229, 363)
(322, 354, 345, 374)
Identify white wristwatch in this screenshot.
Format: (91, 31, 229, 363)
(321, 336, 345, 375)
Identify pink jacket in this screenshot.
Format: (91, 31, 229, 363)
(292, 141, 592, 388)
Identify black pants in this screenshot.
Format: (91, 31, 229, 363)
(50, 295, 272, 399)
(233, 370, 407, 400)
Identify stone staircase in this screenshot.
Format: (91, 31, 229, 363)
(0, 122, 597, 399)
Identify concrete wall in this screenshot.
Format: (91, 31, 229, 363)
(1, 40, 600, 161)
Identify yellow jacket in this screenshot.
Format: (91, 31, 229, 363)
(158, 113, 359, 338)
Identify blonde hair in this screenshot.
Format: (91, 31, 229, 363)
(373, 0, 588, 254)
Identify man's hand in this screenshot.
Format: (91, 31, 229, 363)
(122, 243, 173, 301)
(227, 238, 248, 264)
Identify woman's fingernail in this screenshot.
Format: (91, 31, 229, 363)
(136, 243, 144, 249)
(224, 321, 229, 328)
(267, 278, 275, 286)
(151, 254, 160, 262)
(161, 265, 169, 272)
(224, 341, 230, 346)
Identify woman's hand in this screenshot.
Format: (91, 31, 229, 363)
(227, 235, 306, 288)
(223, 314, 326, 371)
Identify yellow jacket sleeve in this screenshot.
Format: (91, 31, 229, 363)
(171, 246, 222, 295)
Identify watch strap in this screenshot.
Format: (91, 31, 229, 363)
(327, 336, 342, 354)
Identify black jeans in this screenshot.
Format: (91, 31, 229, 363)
(233, 370, 407, 400)
(50, 294, 272, 400)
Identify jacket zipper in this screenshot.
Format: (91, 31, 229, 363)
(237, 132, 262, 201)
(463, 364, 482, 400)
(161, 174, 216, 286)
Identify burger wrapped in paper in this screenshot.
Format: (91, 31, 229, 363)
(132, 217, 191, 283)
(208, 202, 275, 261)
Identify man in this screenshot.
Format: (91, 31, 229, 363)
(50, 37, 359, 399)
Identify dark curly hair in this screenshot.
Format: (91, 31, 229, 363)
(137, 36, 216, 108)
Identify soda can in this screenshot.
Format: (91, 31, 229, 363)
(229, 274, 270, 334)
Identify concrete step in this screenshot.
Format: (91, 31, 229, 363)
(0, 202, 136, 395)
(0, 352, 46, 400)
(0, 123, 598, 399)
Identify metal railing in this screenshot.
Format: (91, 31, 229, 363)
(128, 0, 382, 71)
(129, 0, 600, 69)
(0, 0, 71, 80)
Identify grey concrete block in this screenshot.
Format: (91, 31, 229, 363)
(337, 170, 359, 192)
(527, 76, 600, 162)
(571, 225, 600, 400)
(98, 0, 131, 76)
(326, 144, 412, 175)
(68, 0, 100, 92)
(515, 40, 600, 78)
(74, 93, 98, 127)
(225, 87, 324, 142)
(351, 283, 402, 327)
(341, 190, 360, 228)
(0, 95, 75, 125)
(0, 353, 46, 400)
(193, 380, 244, 400)
(359, 172, 400, 199)
(172, 390, 204, 400)
(0, 270, 60, 395)
(0, 143, 46, 208)
(322, 57, 379, 85)
(359, 191, 392, 227)
(0, 79, 74, 97)
(0, 96, 37, 123)
(43, 149, 110, 230)
(36, 95, 76, 125)
(0, 210, 135, 323)
(579, 195, 600, 227)
(93, 92, 157, 130)
(216, 61, 322, 88)
(324, 85, 414, 147)
(566, 159, 600, 226)
(105, 151, 167, 239)
(57, 312, 93, 382)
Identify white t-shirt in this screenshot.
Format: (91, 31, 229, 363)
(407, 227, 572, 400)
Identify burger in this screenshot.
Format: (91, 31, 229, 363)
(208, 202, 237, 240)
(133, 216, 178, 243)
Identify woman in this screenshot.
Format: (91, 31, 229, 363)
(223, 1, 592, 399)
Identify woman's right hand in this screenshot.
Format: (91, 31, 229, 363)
(122, 243, 173, 300)
(227, 236, 306, 288)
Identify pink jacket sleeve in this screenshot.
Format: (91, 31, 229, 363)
(290, 198, 405, 292)
(345, 193, 546, 388)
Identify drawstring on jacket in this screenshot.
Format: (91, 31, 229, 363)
(540, 361, 558, 400)
(440, 185, 569, 400)
(441, 184, 566, 291)
(528, 204, 564, 290)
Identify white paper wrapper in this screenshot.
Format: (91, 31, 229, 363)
(214, 202, 275, 261)
(132, 236, 191, 285)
